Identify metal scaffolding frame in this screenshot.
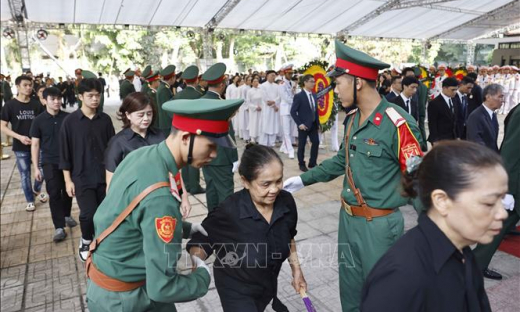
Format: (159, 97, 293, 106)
(8, 0, 31, 70)
(429, 0, 520, 40)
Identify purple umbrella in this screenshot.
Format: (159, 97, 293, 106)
(300, 289, 317, 312)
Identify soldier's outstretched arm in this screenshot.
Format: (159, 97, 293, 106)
(300, 144, 346, 186)
(139, 194, 211, 303)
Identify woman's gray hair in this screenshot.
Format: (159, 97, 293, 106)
(483, 83, 504, 99)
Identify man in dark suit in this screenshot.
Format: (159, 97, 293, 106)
(385, 76, 401, 101)
(390, 76, 419, 121)
(452, 76, 475, 139)
(473, 103, 519, 281)
(290, 74, 320, 172)
(427, 77, 459, 145)
(466, 83, 504, 153)
(466, 72, 483, 117)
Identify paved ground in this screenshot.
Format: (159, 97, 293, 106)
(1, 97, 519, 312)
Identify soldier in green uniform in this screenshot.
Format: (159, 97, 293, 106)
(119, 70, 136, 100)
(140, 65, 152, 95)
(86, 98, 244, 312)
(200, 63, 238, 211)
(174, 65, 205, 195)
(283, 40, 424, 312)
(473, 105, 520, 280)
(144, 70, 161, 128)
(157, 65, 176, 136)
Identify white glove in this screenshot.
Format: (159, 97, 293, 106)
(502, 194, 515, 211)
(283, 176, 304, 193)
(232, 161, 239, 173)
(191, 255, 211, 276)
(190, 223, 208, 237)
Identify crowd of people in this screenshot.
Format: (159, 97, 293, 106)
(0, 38, 519, 312)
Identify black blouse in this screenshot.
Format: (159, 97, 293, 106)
(104, 127, 165, 173)
(361, 213, 491, 312)
(187, 189, 298, 296)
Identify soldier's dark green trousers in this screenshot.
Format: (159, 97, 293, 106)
(473, 210, 520, 270)
(202, 165, 234, 212)
(181, 165, 204, 194)
(338, 207, 404, 312)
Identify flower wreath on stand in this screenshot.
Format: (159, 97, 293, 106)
(297, 59, 338, 132)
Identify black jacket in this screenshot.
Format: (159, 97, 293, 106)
(291, 90, 320, 131)
(390, 95, 418, 122)
(467, 84, 483, 117)
(427, 94, 458, 143)
(187, 189, 298, 296)
(466, 105, 499, 152)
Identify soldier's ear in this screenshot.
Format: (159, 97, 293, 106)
(180, 131, 191, 145)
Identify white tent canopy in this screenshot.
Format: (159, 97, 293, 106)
(1, 0, 519, 41)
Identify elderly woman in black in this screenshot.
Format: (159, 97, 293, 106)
(361, 141, 508, 312)
(187, 144, 307, 312)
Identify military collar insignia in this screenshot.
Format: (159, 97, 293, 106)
(373, 112, 383, 126)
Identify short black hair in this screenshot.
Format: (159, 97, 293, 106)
(460, 76, 475, 85)
(402, 76, 419, 87)
(302, 74, 314, 83)
(78, 78, 103, 94)
(442, 77, 459, 88)
(402, 67, 414, 76)
(15, 75, 32, 86)
(43, 87, 62, 99)
(390, 75, 402, 85)
(37, 85, 46, 92)
(466, 72, 478, 80)
(238, 143, 283, 182)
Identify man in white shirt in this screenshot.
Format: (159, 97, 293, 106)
(432, 64, 448, 99)
(279, 64, 295, 159)
(259, 71, 281, 147)
(133, 68, 142, 92)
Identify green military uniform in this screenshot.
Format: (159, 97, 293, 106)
(413, 67, 428, 151)
(173, 66, 205, 194)
(81, 70, 105, 113)
(141, 65, 152, 95)
(144, 70, 160, 129)
(87, 98, 243, 312)
(200, 63, 238, 211)
(119, 71, 136, 100)
(474, 106, 520, 271)
(298, 41, 423, 312)
(157, 65, 176, 136)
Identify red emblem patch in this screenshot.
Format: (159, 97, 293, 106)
(155, 216, 176, 243)
(373, 112, 383, 126)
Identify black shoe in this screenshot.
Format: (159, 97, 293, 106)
(191, 187, 206, 195)
(483, 268, 502, 280)
(308, 164, 316, 169)
(299, 165, 308, 172)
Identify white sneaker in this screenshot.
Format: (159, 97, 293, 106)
(78, 239, 91, 262)
(36, 192, 48, 203)
(288, 152, 295, 159)
(25, 202, 36, 211)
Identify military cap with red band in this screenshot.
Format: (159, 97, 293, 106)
(160, 65, 176, 80)
(162, 98, 242, 148)
(146, 70, 160, 83)
(327, 39, 390, 80)
(202, 63, 227, 84)
(181, 65, 199, 83)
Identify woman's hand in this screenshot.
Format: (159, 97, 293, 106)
(291, 268, 307, 293)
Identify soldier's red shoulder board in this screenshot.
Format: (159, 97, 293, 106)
(385, 107, 424, 172)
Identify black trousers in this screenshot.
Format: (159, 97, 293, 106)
(75, 184, 106, 240)
(42, 163, 72, 229)
(217, 285, 273, 312)
(297, 126, 319, 167)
